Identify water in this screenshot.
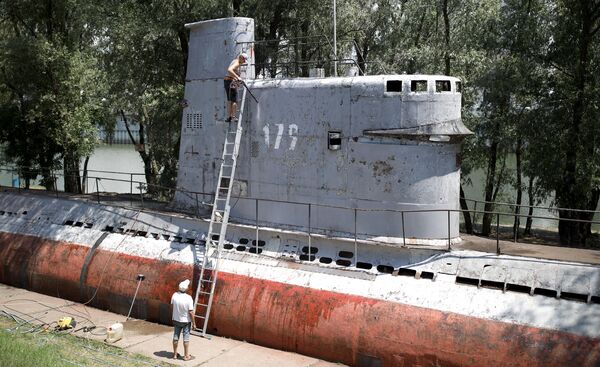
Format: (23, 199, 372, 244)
(0, 145, 146, 194)
(83, 145, 146, 194)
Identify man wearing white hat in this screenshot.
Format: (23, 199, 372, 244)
(171, 279, 195, 360)
(224, 52, 248, 122)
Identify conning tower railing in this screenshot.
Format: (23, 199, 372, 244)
(238, 37, 388, 79)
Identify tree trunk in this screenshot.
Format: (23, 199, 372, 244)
(442, 0, 450, 76)
(481, 140, 498, 236)
(121, 110, 158, 197)
(232, 0, 243, 16)
(513, 139, 523, 240)
(81, 156, 90, 194)
(63, 151, 81, 194)
(556, 2, 596, 246)
(524, 177, 534, 236)
(40, 166, 56, 191)
(460, 185, 473, 234)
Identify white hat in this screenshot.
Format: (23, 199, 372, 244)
(178, 279, 190, 292)
(239, 52, 249, 61)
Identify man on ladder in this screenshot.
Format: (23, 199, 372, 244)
(224, 53, 248, 122)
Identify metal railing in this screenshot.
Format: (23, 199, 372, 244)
(238, 37, 388, 79)
(1, 167, 599, 265)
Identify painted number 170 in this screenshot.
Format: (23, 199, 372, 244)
(262, 123, 298, 151)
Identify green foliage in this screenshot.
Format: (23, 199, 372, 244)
(0, 328, 66, 367)
(0, 316, 170, 366)
(0, 0, 598, 243)
(0, 0, 110, 190)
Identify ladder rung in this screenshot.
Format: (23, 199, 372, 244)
(197, 303, 209, 307)
(194, 315, 206, 319)
(197, 291, 211, 295)
(200, 279, 213, 283)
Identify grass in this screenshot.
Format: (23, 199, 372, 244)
(0, 317, 172, 367)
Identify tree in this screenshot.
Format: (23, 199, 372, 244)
(527, 0, 600, 246)
(102, 0, 227, 197)
(0, 1, 109, 193)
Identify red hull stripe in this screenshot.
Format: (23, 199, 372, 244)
(0, 232, 598, 367)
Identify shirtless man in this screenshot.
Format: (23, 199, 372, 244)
(224, 53, 248, 122)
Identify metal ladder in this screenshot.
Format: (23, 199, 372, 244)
(191, 88, 247, 337)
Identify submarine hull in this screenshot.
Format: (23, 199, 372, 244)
(1, 228, 598, 367)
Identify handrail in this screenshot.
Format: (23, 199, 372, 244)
(462, 197, 600, 215)
(2, 167, 598, 221)
(2, 168, 599, 259)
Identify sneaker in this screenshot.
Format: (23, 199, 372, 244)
(231, 117, 238, 122)
(225, 117, 231, 123)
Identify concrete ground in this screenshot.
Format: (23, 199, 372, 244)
(0, 283, 342, 367)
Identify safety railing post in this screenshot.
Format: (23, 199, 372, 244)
(354, 208, 358, 264)
(95, 178, 100, 204)
(447, 210, 451, 251)
(255, 199, 259, 253)
(54, 173, 59, 198)
(496, 213, 500, 255)
(195, 193, 199, 217)
(401, 211, 406, 247)
(130, 174, 133, 206)
(514, 205, 519, 243)
(308, 203, 312, 259)
(139, 185, 144, 209)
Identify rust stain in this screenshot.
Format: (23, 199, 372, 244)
(0, 232, 598, 367)
(372, 160, 393, 177)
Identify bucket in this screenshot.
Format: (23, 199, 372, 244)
(106, 322, 123, 343)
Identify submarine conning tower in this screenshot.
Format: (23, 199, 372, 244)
(174, 17, 472, 245)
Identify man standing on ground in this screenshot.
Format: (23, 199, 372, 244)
(224, 53, 248, 122)
(171, 279, 195, 361)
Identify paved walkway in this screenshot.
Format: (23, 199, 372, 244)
(459, 234, 600, 265)
(0, 284, 341, 367)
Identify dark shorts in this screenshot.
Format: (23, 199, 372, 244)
(173, 320, 191, 342)
(224, 79, 238, 102)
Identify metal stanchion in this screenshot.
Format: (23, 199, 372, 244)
(401, 211, 406, 247)
(95, 178, 100, 203)
(496, 213, 500, 255)
(308, 203, 312, 260)
(354, 208, 358, 264)
(255, 199, 259, 254)
(447, 210, 451, 250)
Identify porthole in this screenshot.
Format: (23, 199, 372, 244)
(435, 80, 451, 92)
(336, 259, 351, 267)
(338, 251, 353, 258)
(386, 80, 403, 92)
(411, 80, 428, 92)
(302, 246, 318, 254)
(356, 262, 372, 270)
(376, 265, 394, 274)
